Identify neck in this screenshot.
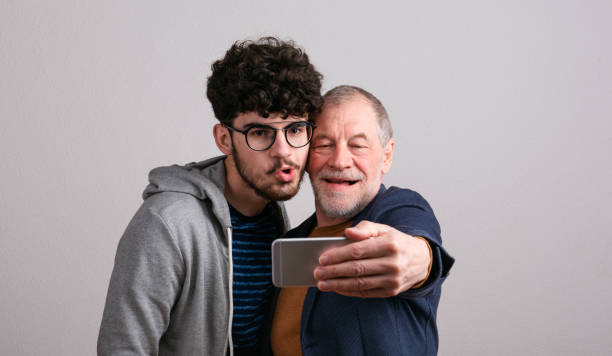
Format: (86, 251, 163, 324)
(314, 209, 352, 228)
(223, 156, 269, 217)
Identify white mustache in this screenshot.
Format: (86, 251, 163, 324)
(317, 169, 364, 181)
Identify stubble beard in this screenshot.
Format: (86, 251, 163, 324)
(233, 148, 305, 201)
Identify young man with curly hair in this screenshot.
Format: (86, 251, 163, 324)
(98, 37, 323, 356)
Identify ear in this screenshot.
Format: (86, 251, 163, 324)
(213, 124, 233, 155)
(381, 138, 394, 175)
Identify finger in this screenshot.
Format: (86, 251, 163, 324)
(319, 235, 399, 266)
(319, 238, 383, 266)
(344, 220, 393, 241)
(314, 256, 398, 280)
(316, 274, 404, 298)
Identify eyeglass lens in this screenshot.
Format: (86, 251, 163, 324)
(246, 122, 312, 150)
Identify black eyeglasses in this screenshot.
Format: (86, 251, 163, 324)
(224, 121, 316, 151)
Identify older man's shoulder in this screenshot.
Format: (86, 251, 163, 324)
(379, 186, 434, 210)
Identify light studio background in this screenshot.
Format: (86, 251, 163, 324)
(2, 1, 611, 355)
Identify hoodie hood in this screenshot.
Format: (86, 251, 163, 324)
(143, 155, 231, 226)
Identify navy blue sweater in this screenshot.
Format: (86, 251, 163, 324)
(262, 185, 454, 356)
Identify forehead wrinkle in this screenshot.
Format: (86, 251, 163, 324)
(316, 114, 375, 143)
(316, 98, 382, 143)
(314, 115, 344, 138)
(349, 132, 370, 141)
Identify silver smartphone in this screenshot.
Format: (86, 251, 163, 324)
(271, 237, 350, 287)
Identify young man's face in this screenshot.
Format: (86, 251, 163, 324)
(230, 112, 310, 201)
(308, 96, 393, 221)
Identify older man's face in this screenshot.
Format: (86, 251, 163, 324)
(308, 96, 393, 223)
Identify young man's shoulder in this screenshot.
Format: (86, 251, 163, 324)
(140, 156, 229, 218)
(117, 156, 231, 251)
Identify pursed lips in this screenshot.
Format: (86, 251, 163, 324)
(265, 160, 300, 183)
(275, 165, 297, 183)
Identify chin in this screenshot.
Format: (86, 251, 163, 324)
(259, 182, 300, 201)
(316, 190, 369, 218)
(264, 191, 297, 201)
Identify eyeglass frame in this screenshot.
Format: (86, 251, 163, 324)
(223, 121, 317, 151)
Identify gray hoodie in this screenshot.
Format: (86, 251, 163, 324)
(98, 156, 290, 355)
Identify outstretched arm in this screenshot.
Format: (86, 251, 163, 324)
(313, 220, 432, 298)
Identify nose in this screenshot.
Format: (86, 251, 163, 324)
(327, 142, 352, 170)
(268, 130, 291, 158)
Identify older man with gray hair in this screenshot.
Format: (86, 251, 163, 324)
(265, 85, 454, 356)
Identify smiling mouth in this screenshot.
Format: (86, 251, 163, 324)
(324, 178, 358, 185)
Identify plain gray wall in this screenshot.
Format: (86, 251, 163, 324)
(1, 1, 611, 355)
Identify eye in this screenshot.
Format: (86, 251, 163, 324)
(313, 141, 332, 149)
(250, 128, 271, 137)
(349, 139, 369, 149)
(286, 123, 307, 136)
(289, 126, 304, 135)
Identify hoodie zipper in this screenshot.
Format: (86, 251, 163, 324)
(225, 226, 234, 356)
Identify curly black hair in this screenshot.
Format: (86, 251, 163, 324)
(206, 37, 323, 125)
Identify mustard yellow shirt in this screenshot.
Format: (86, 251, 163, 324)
(270, 221, 352, 356)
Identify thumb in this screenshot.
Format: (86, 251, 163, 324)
(344, 220, 392, 241)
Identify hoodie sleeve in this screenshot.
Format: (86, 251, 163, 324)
(97, 206, 185, 355)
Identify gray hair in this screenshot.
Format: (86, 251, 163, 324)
(321, 85, 393, 145)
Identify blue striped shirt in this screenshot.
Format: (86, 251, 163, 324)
(229, 202, 281, 352)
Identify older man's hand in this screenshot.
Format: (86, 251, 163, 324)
(313, 221, 431, 298)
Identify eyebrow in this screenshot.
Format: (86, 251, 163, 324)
(313, 133, 369, 140)
(244, 120, 308, 130)
(243, 121, 304, 129)
(243, 123, 273, 129)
